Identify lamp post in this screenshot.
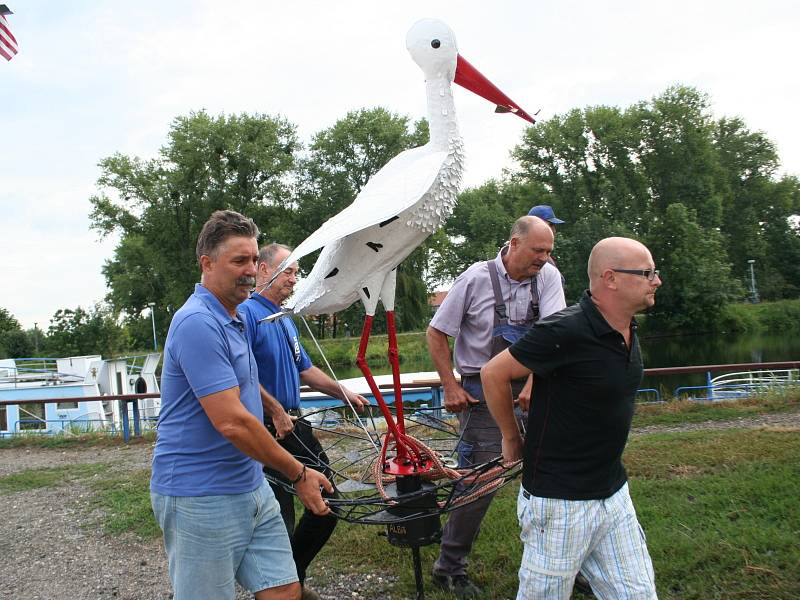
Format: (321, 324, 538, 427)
(747, 259, 760, 303)
(147, 302, 158, 350)
(33, 322, 38, 353)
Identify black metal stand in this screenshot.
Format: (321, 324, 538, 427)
(411, 545, 425, 600)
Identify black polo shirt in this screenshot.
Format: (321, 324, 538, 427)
(509, 291, 643, 500)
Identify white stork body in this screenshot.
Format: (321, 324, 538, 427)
(284, 19, 465, 317)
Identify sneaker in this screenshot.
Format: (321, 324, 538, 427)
(300, 585, 322, 600)
(431, 572, 482, 599)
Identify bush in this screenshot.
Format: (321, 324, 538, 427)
(720, 299, 800, 333)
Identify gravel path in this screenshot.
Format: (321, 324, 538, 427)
(1, 410, 798, 600)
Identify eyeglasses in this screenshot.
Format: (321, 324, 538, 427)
(612, 268, 660, 281)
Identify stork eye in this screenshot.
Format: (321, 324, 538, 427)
(431, 39, 441, 49)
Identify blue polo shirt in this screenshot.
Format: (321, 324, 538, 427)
(151, 284, 263, 496)
(240, 293, 312, 411)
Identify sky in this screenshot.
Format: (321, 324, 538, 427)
(1, 0, 798, 330)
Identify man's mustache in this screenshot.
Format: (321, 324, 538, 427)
(236, 276, 257, 287)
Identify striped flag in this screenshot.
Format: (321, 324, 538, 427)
(0, 6, 18, 61)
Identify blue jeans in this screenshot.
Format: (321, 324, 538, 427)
(151, 480, 297, 600)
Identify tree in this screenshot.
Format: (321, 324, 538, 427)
(89, 111, 301, 335)
(429, 180, 547, 282)
(646, 203, 742, 330)
(0, 307, 21, 335)
(44, 305, 126, 358)
(0, 307, 25, 359)
(0, 330, 33, 358)
(504, 85, 798, 328)
(293, 108, 431, 333)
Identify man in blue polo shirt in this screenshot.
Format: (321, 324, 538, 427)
(240, 242, 368, 600)
(482, 237, 661, 599)
(150, 211, 333, 600)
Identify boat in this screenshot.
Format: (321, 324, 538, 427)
(0, 353, 161, 436)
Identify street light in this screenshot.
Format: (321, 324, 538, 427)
(147, 302, 158, 350)
(747, 259, 760, 303)
(33, 322, 38, 353)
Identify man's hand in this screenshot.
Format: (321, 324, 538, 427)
(501, 435, 524, 465)
(272, 410, 296, 440)
(343, 390, 369, 412)
(443, 384, 480, 413)
(294, 466, 334, 516)
(516, 374, 534, 412)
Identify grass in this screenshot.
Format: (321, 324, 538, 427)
(628, 429, 800, 599)
(1, 398, 798, 598)
(632, 390, 800, 428)
(0, 431, 156, 449)
(317, 427, 800, 599)
(89, 469, 162, 538)
(0, 462, 108, 493)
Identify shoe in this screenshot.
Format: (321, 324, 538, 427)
(431, 572, 482, 599)
(573, 572, 593, 596)
(300, 585, 322, 600)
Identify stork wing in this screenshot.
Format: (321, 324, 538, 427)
(282, 146, 448, 269)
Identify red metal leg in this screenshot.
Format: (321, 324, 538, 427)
(386, 310, 405, 434)
(355, 315, 411, 465)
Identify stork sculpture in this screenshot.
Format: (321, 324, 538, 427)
(268, 18, 534, 479)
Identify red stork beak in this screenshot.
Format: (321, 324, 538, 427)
(454, 55, 536, 124)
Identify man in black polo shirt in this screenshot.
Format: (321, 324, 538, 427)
(481, 237, 661, 599)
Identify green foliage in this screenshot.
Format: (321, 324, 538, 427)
(0, 307, 21, 333)
(428, 179, 547, 281)
(89, 110, 301, 339)
(300, 330, 432, 369)
(424, 84, 800, 330)
(44, 304, 126, 357)
(0, 307, 23, 358)
(719, 299, 800, 333)
(0, 329, 34, 358)
(646, 203, 742, 330)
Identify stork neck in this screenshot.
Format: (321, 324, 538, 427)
(425, 76, 459, 150)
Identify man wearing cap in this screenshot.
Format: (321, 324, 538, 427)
(528, 205, 565, 275)
(427, 216, 566, 598)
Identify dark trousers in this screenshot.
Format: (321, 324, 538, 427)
(434, 378, 524, 577)
(265, 418, 338, 583)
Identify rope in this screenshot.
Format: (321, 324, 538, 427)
(371, 431, 520, 509)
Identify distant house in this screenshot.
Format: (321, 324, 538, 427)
(428, 290, 449, 314)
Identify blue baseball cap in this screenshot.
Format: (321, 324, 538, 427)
(528, 205, 565, 224)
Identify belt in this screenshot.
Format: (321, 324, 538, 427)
(522, 488, 531, 499)
(461, 373, 527, 386)
(460, 373, 481, 383)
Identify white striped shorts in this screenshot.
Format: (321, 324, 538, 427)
(516, 483, 657, 600)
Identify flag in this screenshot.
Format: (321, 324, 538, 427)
(0, 8, 18, 61)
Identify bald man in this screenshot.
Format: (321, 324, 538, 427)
(482, 237, 661, 599)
